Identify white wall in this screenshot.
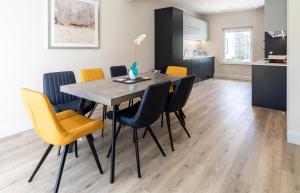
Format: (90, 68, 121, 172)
(0, 0, 176, 138)
(203, 8, 265, 80)
(287, 0, 300, 145)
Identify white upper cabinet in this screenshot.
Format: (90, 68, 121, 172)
(183, 15, 208, 40)
(265, 0, 287, 31)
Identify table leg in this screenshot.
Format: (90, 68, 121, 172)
(110, 105, 117, 183)
(78, 98, 86, 115)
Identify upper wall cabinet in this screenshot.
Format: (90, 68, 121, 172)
(265, 0, 287, 31)
(183, 15, 208, 40)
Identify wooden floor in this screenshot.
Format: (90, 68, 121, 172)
(0, 79, 299, 193)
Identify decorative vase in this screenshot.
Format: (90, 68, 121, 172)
(129, 70, 137, 80)
(129, 62, 139, 80)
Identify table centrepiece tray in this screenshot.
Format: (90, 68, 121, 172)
(113, 76, 151, 84)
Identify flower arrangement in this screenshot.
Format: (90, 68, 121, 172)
(128, 34, 146, 80)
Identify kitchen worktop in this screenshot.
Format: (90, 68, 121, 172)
(252, 59, 287, 67)
(183, 56, 214, 60)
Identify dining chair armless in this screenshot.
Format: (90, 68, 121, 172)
(144, 75, 195, 151)
(80, 68, 105, 82)
(43, 71, 95, 115)
(110, 65, 128, 78)
(43, 71, 96, 157)
(106, 81, 171, 178)
(161, 66, 188, 127)
(21, 88, 104, 193)
(166, 66, 188, 77)
(80, 68, 107, 137)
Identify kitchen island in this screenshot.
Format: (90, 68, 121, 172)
(252, 59, 287, 111)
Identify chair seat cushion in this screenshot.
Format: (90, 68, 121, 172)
(53, 99, 95, 114)
(56, 110, 103, 145)
(106, 102, 140, 127)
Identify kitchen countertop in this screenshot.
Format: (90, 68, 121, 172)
(252, 59, 287, 67)
(183, 56, 214, 60)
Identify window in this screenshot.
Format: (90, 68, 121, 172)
(223, 27, 253, 64)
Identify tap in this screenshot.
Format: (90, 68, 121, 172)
(184, 49, 189, 57)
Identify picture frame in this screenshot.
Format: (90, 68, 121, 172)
(48, 0, 100, 49)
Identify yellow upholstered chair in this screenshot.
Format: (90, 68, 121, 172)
(166, 66, 188, 77)
(21, 88, 104, 193)
(80, 68, 107, 137)
(80, 68, 105, 82)
(166, 66, 188, 93)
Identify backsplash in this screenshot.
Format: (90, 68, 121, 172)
(183, 40, 208, 57)
(265, 32, 287, 58)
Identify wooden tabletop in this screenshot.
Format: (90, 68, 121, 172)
(61, 72, 182, 106)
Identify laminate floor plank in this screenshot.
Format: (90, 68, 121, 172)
(0, 79, 295, 193)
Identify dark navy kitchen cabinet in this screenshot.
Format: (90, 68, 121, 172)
(252, 65, 287, 111)
(155, 7, 183, 72)
(181, 57, 214, 83)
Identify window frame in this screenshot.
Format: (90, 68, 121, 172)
(222, 27, 253, 65)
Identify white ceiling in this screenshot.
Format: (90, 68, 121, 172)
(150, 0, 265, 14)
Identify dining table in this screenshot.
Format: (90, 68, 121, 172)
(60, 71, 182, 183)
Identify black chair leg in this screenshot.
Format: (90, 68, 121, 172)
(86, 134, 104, 174)
(28, 144, 53, 182)
(57, 146, 61, 156)
(133, 128, 135, 143)
(128, 99, 134, 107)
(104, 105, 107, 119)
(88, 103, 98, 118)
(74, 141, 78, 158)
(101, 128, 105, 138)
(90, 135, 95, 141)
(175, 112, 191, 138)
(147, 126, 166, 157)
(142, 127, 148, 138)
(165, 112, 175, 151)
(178, 109, 186, 126)
(161, 112, 164, 128)
(180, 109, 186, 118)
(107, 123, 122, 158)
(133, 128, 141, 178)
(54, 145, 69, 193)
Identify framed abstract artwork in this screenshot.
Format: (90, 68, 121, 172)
(48, 0, 99, 48)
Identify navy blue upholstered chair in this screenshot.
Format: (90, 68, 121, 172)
(107, 81, 171, 178)
(163, 76, 195, 151)
(43, 71, 95, 114)
(144, 76, 195, 151)
(110, 65, 128, 77)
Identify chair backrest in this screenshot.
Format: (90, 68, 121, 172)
(132, 81, 171, 128)
(110, 65, 127, 77)
(43, 71, 77, 105)
(80, 68, 105, 82)
(20, 88, 67, 145)
(165, 75, 195, 112)
(166, 66, 188, 76)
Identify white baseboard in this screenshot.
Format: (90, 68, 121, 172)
(287, 130, 300, 145)
(0, 119, 32, 139)
(214, 73, 251, 81)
